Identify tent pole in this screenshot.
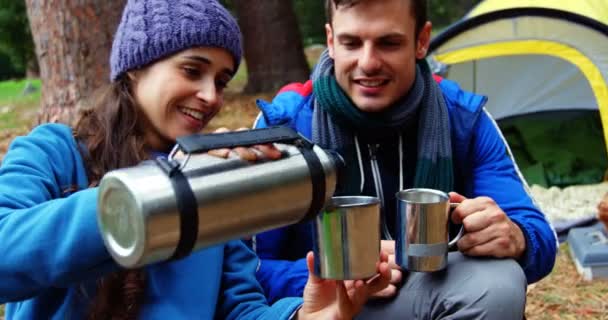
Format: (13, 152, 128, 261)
(473, 60, 477, 93)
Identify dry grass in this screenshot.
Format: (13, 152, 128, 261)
(0, 128, 30, 160)
(203, 91, 272, 132)
(526, 243, 608, 319)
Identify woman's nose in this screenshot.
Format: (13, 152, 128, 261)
(196, 81, 220, 106)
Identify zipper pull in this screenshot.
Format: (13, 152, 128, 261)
(368, 143, 379, 159)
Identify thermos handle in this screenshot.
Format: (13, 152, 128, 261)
(175, 126, 312, 154)
(158, 126, 329, 263)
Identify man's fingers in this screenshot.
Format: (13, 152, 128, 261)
(460, 209, 495, 233)
(457, 226, 496, 252)
(451, 196, 495, 224)
(448, 191, 467, 203)
(462, 237, 512, 257)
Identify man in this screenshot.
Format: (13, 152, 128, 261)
(251, 0, 557, 318)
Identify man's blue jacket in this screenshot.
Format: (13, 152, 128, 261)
(252, 77, 557, 303)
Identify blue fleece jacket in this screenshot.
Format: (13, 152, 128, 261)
(252, 78, 558, 303)
(0, 123, 302, 319)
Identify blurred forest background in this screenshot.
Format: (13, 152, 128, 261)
(6, 1, 607, 319)
(0, 0, 481, 138)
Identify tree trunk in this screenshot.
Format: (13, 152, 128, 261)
(25, 57, 40, 79)
(233, 0, 310, 94)
(25, 0, 125, 124)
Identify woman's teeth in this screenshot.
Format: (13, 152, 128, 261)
(179, 107, 204, 121)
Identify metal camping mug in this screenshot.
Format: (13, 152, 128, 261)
(396, 188, 464, 272)
(313, 196, 381, 280)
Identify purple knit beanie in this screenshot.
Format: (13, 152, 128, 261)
(110, 0, 242, 81)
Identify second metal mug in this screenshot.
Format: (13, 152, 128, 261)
(396, 188, 463, 272)
(313, 196, 381, 280)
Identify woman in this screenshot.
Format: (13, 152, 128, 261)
(0, 0, 390, 319)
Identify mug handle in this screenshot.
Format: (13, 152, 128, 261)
(448, 203, 464, 249)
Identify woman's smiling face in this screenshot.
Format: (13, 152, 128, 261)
(130, 47, 235, 151)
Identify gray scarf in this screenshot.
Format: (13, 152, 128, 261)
(311, 49, 453, 194)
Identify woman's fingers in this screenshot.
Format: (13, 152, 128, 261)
(207, 127, 282, 161)
(366, 260, 391, 294)
(253, 144, 282, 160)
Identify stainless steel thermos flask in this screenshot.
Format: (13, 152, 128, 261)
(97, 127, 343, 268)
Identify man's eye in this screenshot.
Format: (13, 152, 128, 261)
(340, 40, 360, 49)
(380, 40, 402, 48)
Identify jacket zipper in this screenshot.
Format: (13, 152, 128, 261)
(368, 144, 393, 240)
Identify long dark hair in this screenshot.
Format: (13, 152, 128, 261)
(73, 76, 147, 319)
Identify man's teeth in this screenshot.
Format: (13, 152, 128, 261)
(180, 107, 204, 121)
(359, 80, 384, 87)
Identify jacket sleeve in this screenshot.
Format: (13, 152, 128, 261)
(252, 102, 312, 303)
(216, 240, 303, 320)
(0, 125, 116, 303)
(468, 110, 558, 284)
(254, 229, 309, 303)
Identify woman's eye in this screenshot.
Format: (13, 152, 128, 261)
(182, 67, 201, 77)
(216, 79, 230, 90)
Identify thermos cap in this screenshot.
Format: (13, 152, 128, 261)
(98, 172, 147, 267)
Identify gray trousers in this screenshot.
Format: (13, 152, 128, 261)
(357, 252, 527, 320)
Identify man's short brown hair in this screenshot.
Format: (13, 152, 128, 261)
(325, 0, 427, 37)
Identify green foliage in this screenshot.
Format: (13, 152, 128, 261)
(0, 78, 41, 130)
(293, 0, 325, 46)
(0, 0, 35, 78)
(428, 0, 483, 28)
(0, 78, 40, 103)
(0, 50, 20, 80)
(218, 0, 234, 12)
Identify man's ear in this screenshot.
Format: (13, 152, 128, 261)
(325, 23, 335, 59)
(415, 21, 432, 59)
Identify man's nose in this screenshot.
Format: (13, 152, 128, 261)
(359, 45, 382, 74)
